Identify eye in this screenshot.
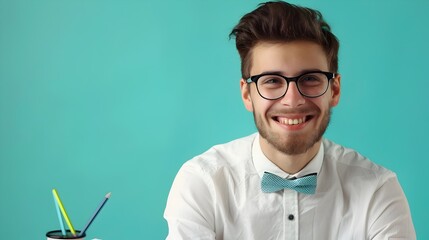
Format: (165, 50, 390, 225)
(259, 75, 286, 87)
(299, 74, 324, 86)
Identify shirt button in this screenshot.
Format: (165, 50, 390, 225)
(288, 214, 294, 221)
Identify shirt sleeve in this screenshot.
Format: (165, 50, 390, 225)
(164, 161, 216, 240)
(367, 172, 416, 240)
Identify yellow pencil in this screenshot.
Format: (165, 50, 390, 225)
(52, 189, 76, 236)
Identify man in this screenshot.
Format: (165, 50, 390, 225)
(164, 1, 415, 239)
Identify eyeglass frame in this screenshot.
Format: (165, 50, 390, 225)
(245, 70, 336, 100)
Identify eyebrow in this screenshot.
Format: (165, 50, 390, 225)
(258, 69, 324, 76)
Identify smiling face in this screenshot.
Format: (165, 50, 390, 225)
(241, 41, 341, 156)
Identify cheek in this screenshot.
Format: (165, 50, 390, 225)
(320, 89, 336, 107)
(253, 99, 275, 117)
(309, 98, 329, 114)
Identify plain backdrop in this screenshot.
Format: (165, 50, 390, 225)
(0, 0, 427, 239)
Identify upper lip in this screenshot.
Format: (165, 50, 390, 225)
(273, 114, 308, 118)
(270, 112, 314, 119)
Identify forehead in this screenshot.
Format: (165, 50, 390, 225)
(250, 41, 329, 76)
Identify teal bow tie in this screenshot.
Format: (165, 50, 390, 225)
(261, 172, 317, 194)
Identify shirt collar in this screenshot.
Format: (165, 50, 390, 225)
(252, 133, 324, 179)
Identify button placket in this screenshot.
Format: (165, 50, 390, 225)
(283, 189, 298, 240)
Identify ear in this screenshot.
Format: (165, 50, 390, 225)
(330, 73, 341, 107)
(240, 79, 254, 112)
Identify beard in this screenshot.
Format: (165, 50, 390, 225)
(254, 107, 331, 155)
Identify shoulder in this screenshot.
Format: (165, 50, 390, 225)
(321, 139, 415, 239)
(322, 138, 396, 186)
(182, 133, 257, 175)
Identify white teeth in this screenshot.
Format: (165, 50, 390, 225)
(280, 117, 306, 125)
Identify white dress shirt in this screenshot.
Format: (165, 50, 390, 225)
(164, 133, 416, 239)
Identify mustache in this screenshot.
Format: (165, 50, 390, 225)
(267, 106, 320, 116)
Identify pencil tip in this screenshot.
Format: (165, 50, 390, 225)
(106, 192, 112, 198)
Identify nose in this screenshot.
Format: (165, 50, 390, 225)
(279, 82, 306, 107)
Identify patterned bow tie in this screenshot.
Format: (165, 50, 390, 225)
(261, 172, 317, 194)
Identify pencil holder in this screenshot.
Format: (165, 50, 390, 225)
(46, 230, 85, 240)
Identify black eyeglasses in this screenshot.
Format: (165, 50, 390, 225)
(246, 71, 335, 100)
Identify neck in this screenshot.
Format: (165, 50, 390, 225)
(259, 137, 322, 174)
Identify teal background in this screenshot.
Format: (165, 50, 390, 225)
(0, 0, 427, 239)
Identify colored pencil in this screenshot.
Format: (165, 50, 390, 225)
(52, 191, 66, 236)
(52, 189, 76, 236)
(79, 192, 111, 237)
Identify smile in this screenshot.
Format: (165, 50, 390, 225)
(274, 116, 313, 126)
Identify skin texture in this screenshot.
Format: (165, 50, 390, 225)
(240, 41, 341, 174)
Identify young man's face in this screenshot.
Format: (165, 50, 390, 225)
(240, 41, 341, 155)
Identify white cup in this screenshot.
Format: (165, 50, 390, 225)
(46, 230, 85, 240)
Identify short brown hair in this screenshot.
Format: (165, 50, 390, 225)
(229, 1, 339, 79)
